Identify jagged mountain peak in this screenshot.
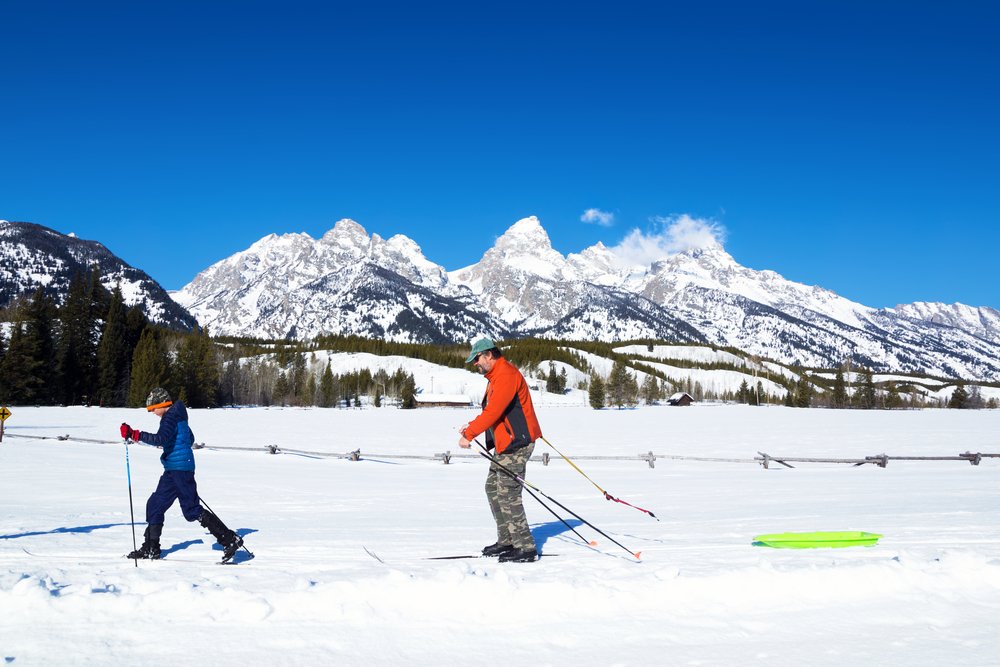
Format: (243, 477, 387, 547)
(320, 218, 370, 251)
(161, 214, 1000, 381)
(495, 216, 551, 249)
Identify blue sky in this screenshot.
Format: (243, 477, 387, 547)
(2, 1, 997, 308)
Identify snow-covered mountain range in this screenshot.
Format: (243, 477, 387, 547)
(171, 216, 1000, 381)
(0, 220, 197, 330)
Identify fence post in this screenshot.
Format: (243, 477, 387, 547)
(961, 451, 982, 465)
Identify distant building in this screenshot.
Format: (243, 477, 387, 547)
(413, 393, 474, 408)
(666, 392, 694, 406)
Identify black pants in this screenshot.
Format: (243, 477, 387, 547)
(145, 470, 201, 524)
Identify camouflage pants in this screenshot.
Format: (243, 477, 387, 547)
(485, 442, 536, 551)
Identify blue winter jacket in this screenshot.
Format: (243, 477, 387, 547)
(139, 401, 196, 471)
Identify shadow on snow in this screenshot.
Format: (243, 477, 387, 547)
(0, 523, 132, 540)
(530, 519, 584, 551)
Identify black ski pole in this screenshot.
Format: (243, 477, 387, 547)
(124, 437, 138, 567)
(477, 441, 641, 560)
(198, 496, 254, 558)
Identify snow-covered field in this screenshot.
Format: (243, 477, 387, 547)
(1, 403, 999, 666)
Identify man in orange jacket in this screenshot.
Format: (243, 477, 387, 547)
(458, 338, 542, 562)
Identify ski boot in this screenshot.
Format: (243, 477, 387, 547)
(481, 542, 516, 557)
(126, 524, 162, 560)
(199, 509, 243, 563)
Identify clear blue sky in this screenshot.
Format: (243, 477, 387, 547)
(2, 1, 998, 308)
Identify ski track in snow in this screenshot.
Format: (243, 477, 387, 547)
(1, 404, 999, 666)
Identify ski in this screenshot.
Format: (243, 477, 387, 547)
(364, 546, 556, 563)
(16, 548, 239, 565)
(424, 554, 558, 560)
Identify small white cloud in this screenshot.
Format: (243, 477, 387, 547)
(580, 208, 615, 227)
(609, 214, 726, 266)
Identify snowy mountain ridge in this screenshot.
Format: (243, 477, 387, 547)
(5, 217, 999, 381)
(0, 220, 197, 330)
(172, 215, 1000, 381)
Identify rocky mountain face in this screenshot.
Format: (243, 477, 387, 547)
(9, 215, 997, 380)
(0, 220, 197, 330)
(172, 215, 1000, 381)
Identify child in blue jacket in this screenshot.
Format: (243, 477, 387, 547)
(120, 387, 243, 562)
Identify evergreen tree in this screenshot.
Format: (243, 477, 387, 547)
(400, 373, 417, 409)
(855, 368, 877, 409)
(56, 271, 100, 405)
(172, 327, 220, 408)
(737, 379, 749, 404)
(546, 364, 559, 393)
(96, 287, 131, 406)
(884, 382, 902, 410)
(128, 329, 170, 407)
(794, 373, 813, 408)
(967, 385, 985, 410)
(290, 353, 307, 405)
(627, 371, 639, 406)
(640, 374, 659, 405)
(755, 381, 765, 406)
(319, 362, 335, 407)
(832, 368, 848, 408)
(17, 288, 58, 404)
(588, 374, 605, 409)
(948, 383, 968, 409)
(0, 325, 6, 399)
(0, 321, 46, 403)
(606, 360, 638, 408)
(272, 372, 290, 406)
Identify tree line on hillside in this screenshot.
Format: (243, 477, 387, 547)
(0, 272, 420, 410)
(0, 270, 223, 409)
(2, 276, 995, 411)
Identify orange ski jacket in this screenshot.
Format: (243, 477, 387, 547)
(462, 357, 542, 453)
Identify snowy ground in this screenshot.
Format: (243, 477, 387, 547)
(1, 403, 999, 666)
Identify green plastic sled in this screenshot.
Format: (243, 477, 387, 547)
(752, 531, 883, 549)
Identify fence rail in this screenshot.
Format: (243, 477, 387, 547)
(756, 450, 999, 468)
(4, 432, 997, 470)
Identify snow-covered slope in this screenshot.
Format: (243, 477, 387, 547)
(0, 220, 196, 330)
(173, 219, 500, 341)
(2, 405, 999, 666)
(170, 216, 1000, 381)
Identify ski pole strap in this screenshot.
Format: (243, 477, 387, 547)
(603, 491, 658, 520)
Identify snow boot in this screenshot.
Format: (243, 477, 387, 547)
(198, 509, 243, 562)
(498, 548, 538, 563)
(126, 524, 162, 560)
(481, 542, 516, 557)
